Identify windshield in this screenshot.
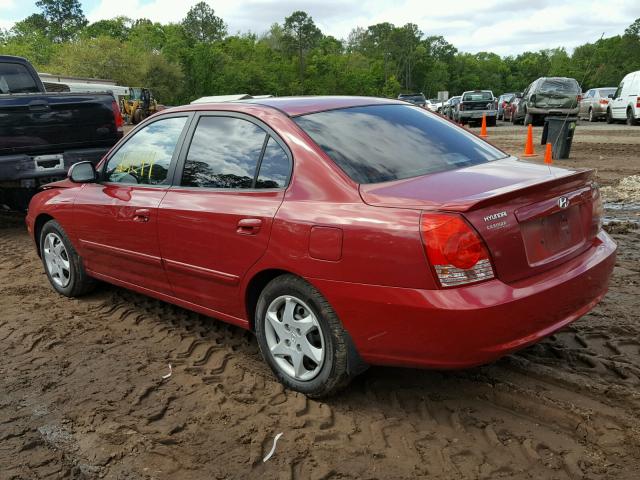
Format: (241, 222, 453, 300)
(294, 104, 507, 184)
(0, 63, 39, 94)
(539, 79, 580, 94)
(462, 91, 493, 101)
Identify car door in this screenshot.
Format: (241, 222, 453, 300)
(73, 114, 191, 294)
(157, 112, 292, 319)
(611, 78, 627, 119)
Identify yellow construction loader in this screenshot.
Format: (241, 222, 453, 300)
(120, 87, 158, 124)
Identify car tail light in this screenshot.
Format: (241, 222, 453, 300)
(111, 100, 124, 132)
(591, 186, 604, 235)
(420, 213, 495, 288)
(636, 96, 640, 108)
(599, 99, 609, 105)
(577, 94, 582, 103)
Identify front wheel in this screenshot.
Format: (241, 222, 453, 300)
(40, 220, 95, 297)
(255, 275, 364, 397)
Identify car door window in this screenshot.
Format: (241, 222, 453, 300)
(104, 117, 187, 185)
(181, 116, 290, 189)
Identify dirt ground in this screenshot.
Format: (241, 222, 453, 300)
(1, 122, 639, 479)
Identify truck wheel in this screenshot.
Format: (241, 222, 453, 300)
(626, 108, 638, 126)
(255, 274, 365, 398)
(606, 108, 614, 124)
(40, 220, 95, 297)
(132, 109, 142, 124)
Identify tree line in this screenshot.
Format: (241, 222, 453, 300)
(1, 0, 640, 105)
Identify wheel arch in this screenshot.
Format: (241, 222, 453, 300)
(34, 213, 55, 257)
(245, 268, 293, 331)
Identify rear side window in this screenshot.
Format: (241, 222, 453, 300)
(0, 62, 39, 94)
(181, 116, 290, 189)
(104, 116, 187, 185)
(295, 104, 507, 184)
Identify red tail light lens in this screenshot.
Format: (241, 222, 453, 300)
(111, 100, 123, 131)
(599, 99, 609, 105)
(577, 94, 582, 103)
(636, 96, 640, 108)
(420, 213, 495, 287)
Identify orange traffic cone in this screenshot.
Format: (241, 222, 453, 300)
(479, 114, 488, 138)
(544, 142, 553, 164)
(522, 124, 536, 157)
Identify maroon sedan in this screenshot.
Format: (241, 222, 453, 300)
(26, 96, 616, 397)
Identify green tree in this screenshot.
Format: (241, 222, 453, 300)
(283, 11, 322, 92)
(83, 17, 132, 41)
(35, 0, 87, 42)
(181, 2, 226, 43)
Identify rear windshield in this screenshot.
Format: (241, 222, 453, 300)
(462, 91, 493, 101)
(539, 78, 580, 94)
(598, 88, 616, 97)
(0, 63, 39, 94)
(294, 104, 507, 184)
(399, 94, 426, 104)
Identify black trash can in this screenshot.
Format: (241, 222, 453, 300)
(541, 116, 577, 159)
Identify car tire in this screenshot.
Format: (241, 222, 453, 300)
(255, 274, 365, 398)
(40, 220, 95, 297)
(524, 111, 534, 126)
(588, 108, 596, 122)
(626, 108, 638, 126)
(606, 108, 614, 124)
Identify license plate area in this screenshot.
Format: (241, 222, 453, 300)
(520, 205, 584, 266)
(34, 154, 64, 171)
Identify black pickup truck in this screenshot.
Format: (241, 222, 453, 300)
(0, 55, 123, 210)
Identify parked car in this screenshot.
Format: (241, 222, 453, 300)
(507, 93, 524, 123)
(607, 71, 640, 125)
(26, 96, 616, 397)
(497, 93, 517, 120)
(0, 55, 123, 210)
(447, 96, 461, 120)
(457, 90, 496, 126)
(398, 93, 427, 108)
(515, 77, 581, 126)
(578, 87, 616, 122)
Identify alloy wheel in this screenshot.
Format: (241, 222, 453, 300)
(43, 233, 71, 288)
(264, 295, 325, 381)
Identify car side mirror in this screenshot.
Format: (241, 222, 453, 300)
(68, 161, 97, 183)
(608, 93, 615, 98)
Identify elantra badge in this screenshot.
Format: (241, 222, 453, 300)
(558, 196, 569, 209)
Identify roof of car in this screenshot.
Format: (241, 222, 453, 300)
(243, 96, 403, 116)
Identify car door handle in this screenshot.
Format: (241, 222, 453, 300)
(237, 218, 262, 235)
(133, 208, 150, 222)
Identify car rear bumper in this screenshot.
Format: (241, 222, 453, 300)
(528, 106, 579, 116)
(309, 230, 616, 369)
(459, 110, 496, 120)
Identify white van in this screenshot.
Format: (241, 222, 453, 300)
(607, 70, 640, 125)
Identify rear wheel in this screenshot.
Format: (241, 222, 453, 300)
(40, 220, 95, 297)
(626, 108, 638, 126)
(588, 108, 596, 122)
(255, 274, 364, 397)
(606, 108, 614, 124)
(524, 111, 534, 126)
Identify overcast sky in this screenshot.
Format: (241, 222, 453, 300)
(2, 0, 640, 56)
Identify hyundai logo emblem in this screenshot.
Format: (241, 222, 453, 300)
(558, 196, 569, 209)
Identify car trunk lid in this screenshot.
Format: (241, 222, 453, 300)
(360, 158, 599, 283)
